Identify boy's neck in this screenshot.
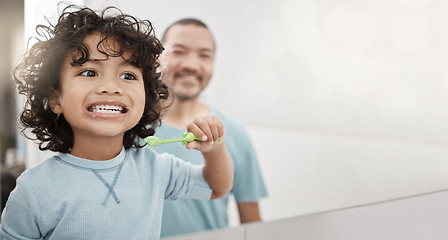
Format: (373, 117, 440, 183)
(70, 135, 124, 161)
(162, 97, 209, 129)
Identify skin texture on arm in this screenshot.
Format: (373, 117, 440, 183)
(185, 116, 233, 199)
(202, 143, 233, 199)
(237, 202, 262, 223)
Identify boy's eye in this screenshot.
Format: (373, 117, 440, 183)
(120, 73, 136, 80)
(80, 70, 97, 77)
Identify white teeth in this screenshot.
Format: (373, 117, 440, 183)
(183, 76, 197, 81)
(91, 105, 124, 113)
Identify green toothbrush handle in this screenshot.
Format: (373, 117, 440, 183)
(181, 132, 222, 145)
(161, 137, 184, 144)
(145, 132, 222, 146)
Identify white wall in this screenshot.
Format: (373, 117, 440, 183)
(249, 125, 448, 222)
(24, 0, 448, 227)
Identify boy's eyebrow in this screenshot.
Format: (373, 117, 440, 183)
(71, 58, 102, 67)
(91, 58, 109, 62)
(72, 58, 105, 65)
(76, 58, 138, 67)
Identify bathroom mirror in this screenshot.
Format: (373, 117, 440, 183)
(18, 0, 448, 236)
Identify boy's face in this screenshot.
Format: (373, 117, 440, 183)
(52, 32, 145, 147)
(160, 24, 215, 101)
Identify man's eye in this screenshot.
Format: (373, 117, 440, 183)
(200, 54, 211, 59)
(173, 50, 184, 55)
(120, 73, 136, 80)
(80, 70, 97, 77)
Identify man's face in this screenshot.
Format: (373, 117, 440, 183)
(160, 24, 215, 101)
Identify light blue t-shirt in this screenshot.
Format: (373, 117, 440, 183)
(156, 108, 268, 238)
(0, 147, 212, 239)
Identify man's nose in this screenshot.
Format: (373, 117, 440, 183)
(180, 54, 201, 73)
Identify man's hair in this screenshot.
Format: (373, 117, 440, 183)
(14, 4, 169, 153)
(161, 18, 215, 49)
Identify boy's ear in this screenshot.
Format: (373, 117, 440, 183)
(48, 87, 62, 114)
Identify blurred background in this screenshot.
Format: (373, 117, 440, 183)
(0, 0, 23, 166)
(2, 0, 448, 229)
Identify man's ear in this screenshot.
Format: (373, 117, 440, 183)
(48, 87, 62, 114)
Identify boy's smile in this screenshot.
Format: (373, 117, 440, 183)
(51, 32, 146, 158)
(87, 102, 130, 117)
(88, 103, 128, 115)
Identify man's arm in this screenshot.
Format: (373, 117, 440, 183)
(237, 202, 262, 223)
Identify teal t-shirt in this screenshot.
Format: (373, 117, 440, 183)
(155, 108, 268, 238)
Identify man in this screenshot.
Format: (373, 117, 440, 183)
(154, 18, 268, 237)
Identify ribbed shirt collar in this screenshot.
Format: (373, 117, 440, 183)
(56, 147, 126, 170)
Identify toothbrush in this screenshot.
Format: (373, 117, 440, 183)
(145, 132, 222, 146)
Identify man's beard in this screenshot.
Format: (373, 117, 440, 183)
(174, 91, 200, 101)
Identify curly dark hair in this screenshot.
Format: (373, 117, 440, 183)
(14, 4, 169, 153)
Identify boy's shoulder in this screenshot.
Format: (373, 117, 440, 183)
(20, 155, 57, 175)
(17, 155, 61, 187)
(129, 147, 180, 166)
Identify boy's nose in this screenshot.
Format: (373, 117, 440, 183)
(96, 77, 123, 95)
